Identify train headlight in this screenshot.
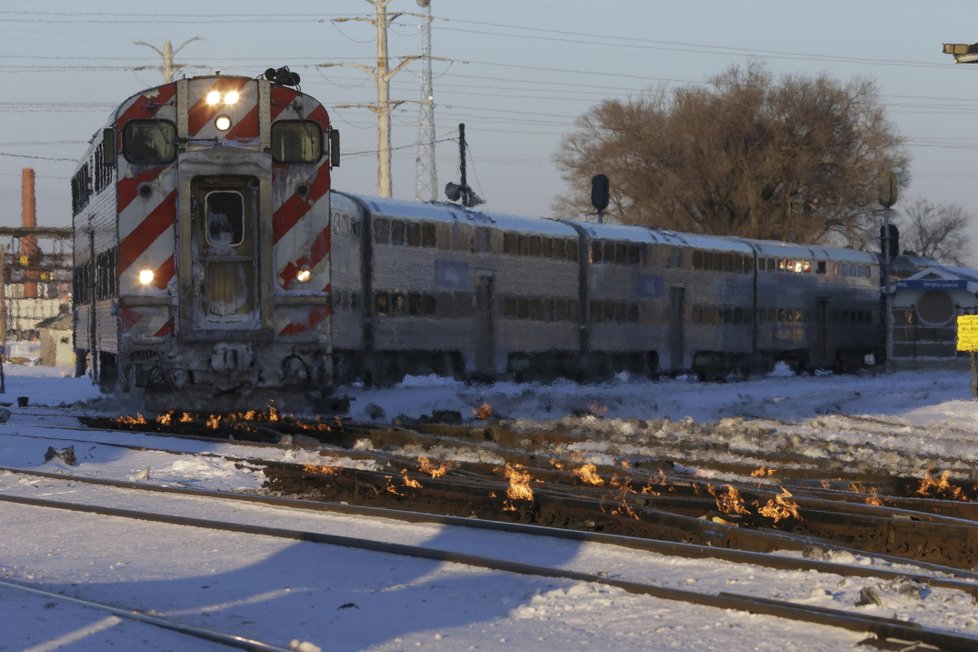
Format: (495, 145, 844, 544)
(206, 90, 222, 106)
(215, 115, 232, 131)
(224, 90, 240, 105)
(138, 268, 155, 286)
(296, 266, 312, 283)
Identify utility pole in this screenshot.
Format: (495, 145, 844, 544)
(133, 37, 201, 83)
(414, 0, 437, 202)
(320, 1, 420, 198)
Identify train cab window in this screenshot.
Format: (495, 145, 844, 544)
(271, 121, 323, 163)
(205, 191, 245, 247)
(123, 120, 176, 164)
(374, 218, 389, 244)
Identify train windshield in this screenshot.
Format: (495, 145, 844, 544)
(271, 120, 322, 163)
(123, 120, 176, 164)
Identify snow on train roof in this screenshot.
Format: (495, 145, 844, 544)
(584, 223, 755, 253)
(338, 193, 578, 237)
(334, 193, 879, 261)
(745, 238, 878, 262)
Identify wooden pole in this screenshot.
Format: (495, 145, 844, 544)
(0, 244, 6, 363)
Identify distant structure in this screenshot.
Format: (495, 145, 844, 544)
(888, 254, 978, 368)
(1, 168, 72, 362)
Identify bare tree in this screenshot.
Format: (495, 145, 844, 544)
(898, 198, 972, 266)
(554, 63, 909, 246)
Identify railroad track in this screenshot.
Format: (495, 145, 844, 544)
(0, 577, 293, 652)
(7, 413, 978, 569)
(2, 469, 977, 651)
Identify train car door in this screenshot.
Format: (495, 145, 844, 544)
(189, 176, 260, 331)
(474, 275, 495, 375)
(669, 286, 685, 370)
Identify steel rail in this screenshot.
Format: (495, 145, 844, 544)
(3, 491, 977, 652)
(3, 465, 978, 592)
(0, 577, 293, 652)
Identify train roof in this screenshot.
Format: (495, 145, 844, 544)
(333, 193, 879, 261)
(333, 193, 579, 238)
(583, 223, 756, 253)
(743, 238, 878, 262)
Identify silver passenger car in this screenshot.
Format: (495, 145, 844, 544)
(329, 192, 883, 384)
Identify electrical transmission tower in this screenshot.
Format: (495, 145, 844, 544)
(133, 37, 201, 82)
(414, 0, 437, 202)
(321, 1, 420, 198)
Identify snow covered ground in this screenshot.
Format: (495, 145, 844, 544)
(0, 363, 976, 651)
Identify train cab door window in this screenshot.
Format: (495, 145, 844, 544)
(271, 121, 323, 163)
(123, 120, 176, 164)
(191, 178, 258, 328)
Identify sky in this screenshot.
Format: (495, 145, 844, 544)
(1, 363, 978, 650)
(2, 1, 978, 259)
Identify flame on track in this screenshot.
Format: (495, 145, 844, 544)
(916, 469, 969, 501)
(501, 463, 535, 502)
(848, 481, 884, 506)
(472, 402, 493, 420)
(400, 469, 423, 489)
(708, 484, 751, 516)
(608, 474, 639, 519)
(417, 456, 449, 478)
(756, 487, 802, 522)
(572, 463, 604, 486)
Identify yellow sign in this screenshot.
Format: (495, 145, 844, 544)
(956, 315, 978, 351)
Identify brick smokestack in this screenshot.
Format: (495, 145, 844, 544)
(21, 167, 38, 299)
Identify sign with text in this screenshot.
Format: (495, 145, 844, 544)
(956, 315, 978, 352)
(896, 279, 968, 291)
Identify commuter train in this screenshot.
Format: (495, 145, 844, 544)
(72, 73, 882, 409)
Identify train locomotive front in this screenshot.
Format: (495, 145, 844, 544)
(72, 73, 339, 408)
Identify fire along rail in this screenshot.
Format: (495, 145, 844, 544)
(2, 463, 978, 593)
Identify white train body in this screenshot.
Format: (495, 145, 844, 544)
(72, 74, 337, 408)
(73, 77, 882, 409)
